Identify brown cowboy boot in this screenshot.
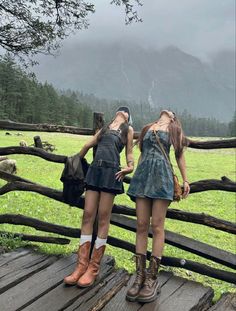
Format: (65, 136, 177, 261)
(126, 253, 146, 302)
(64, 241, 91, 285)
(137, 256, 161, 303)
(77, 245, 106, 287)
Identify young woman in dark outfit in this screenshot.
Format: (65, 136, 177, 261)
(126, 110, 190, 303)
(64, 107, 134, 287)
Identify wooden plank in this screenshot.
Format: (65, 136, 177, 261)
(0, 231, 70, 245)
(0, 248, 31, 267)
(164, 231, 236, 270)
(0, 254, 58, 295)
(0, 253, 78, 311)
(112, 203, 236, 235)
(188, 139, 236, 149)
(64, 269, 129, 311)
(208, 293, 236, 311)
(106, 235, 236, 284)
(110, 214, 236, 269)
(102, 270, 173, 311)
(20, 256, 115, 311)
(140, 275, 214, 311)
(0, 120, 94, 136)
(0, 252, 48, 278)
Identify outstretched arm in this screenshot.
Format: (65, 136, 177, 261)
(79, 130, 101, 158)
(175, 152, 190, 198)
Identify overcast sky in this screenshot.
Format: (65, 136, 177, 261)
(58, 0, 235, 60)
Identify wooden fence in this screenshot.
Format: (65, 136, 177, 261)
(0, 114, 236, 285)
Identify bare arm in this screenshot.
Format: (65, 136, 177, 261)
(125, 126, 134, 173)
(175, 152, 187, 182)
(175, 152, 190, 198)
(78, 129, 101, 158)
(115, 126, 134, 181)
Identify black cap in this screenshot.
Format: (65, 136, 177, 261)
(116, 106, 132, 124)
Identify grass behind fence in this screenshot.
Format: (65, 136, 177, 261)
(0, 130, 235, 300)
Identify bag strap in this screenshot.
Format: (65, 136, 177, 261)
(153, 130, 175, 175)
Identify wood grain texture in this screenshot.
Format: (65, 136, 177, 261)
(208, 293, 236, 311)
(21, 257, 115, 311)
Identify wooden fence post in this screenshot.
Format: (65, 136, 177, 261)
(90, 112, 105, 255)
(34, 136, 43, 149)
(92, 112, 104, 158)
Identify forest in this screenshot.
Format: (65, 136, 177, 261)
(0, 56, 235, 137)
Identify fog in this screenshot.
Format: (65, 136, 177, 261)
(55, 0, 235, 61)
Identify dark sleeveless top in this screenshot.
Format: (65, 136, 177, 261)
(85, 127, 125, 194)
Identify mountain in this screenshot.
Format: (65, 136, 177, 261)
(34, 43, 235, 121)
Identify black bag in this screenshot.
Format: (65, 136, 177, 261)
(60, 154, 89, 205)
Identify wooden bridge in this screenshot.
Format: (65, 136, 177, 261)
(1, 247, 235, 311)
(0, 115, 236, 310)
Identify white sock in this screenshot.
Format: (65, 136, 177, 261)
(95, 237, 107, 249)
(80, 234, 92, 245)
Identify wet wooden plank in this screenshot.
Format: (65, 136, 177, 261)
(208, 293, 236, 311)
(0, 252, 49, 278)
(65, 269, 129, 311)
(0, 253, 77, 311)
(21, 256, 115, 311)
(140, 275, 214, 311)
(102, 270, 173, 311)
(0, 248, 31, 267)
(0, 249, 217, 311)
(0, 254, 58, 295)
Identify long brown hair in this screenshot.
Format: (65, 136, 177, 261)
(97, 119, 129, 145)
(137, 117, 189, 158)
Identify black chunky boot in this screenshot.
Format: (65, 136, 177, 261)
(137, 256, 161, 303)
(126, 253, 146, 302)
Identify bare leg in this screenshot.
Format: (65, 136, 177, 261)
(136, 197, 152, 255)
(151, 199, 170, 257)
(64, 190, 99, 285)
(77, 192, 115, 288)
(81, 190, 100, 235)
(97, 191, 115, 238)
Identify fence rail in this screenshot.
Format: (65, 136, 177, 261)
(1, 119, 236, 148)
(0, 114, 235, 284)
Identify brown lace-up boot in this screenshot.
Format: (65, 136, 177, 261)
(137, 256, 161, 303)
(64, 241, 91, 285)
(77, 245, 106, 287)
(126, 253, 146, 302)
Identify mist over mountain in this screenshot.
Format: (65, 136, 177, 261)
(34, 43, 235, 121)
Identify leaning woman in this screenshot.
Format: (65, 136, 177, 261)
(126, 110, 190, 303)
(64, 107, 134, 287)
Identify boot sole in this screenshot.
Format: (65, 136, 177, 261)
(126, 294, 139, 302)
(137, 287, 161, 303)
(77, 280, 95, 288)
(64, 282, 77, 286)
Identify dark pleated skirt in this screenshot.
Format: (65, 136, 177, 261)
(85, 164, 124, 195)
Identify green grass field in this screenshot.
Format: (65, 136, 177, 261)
(0, 130, 235, 300)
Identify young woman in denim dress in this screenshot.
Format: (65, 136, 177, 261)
(64, 107, 134, 287)
(126, 110, 190, 303)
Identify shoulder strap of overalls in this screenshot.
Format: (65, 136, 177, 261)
(154, 130, 175, 175)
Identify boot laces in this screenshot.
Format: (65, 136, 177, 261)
(134, 271, 144, 285)
(144, 266, 158, 287)
(144, 274, 156, 287)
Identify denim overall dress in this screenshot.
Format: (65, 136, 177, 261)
(85, 128, 125, 194)
(127, 130, 174, 201)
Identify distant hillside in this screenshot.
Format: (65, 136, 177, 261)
(34, 44, 235, 121)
